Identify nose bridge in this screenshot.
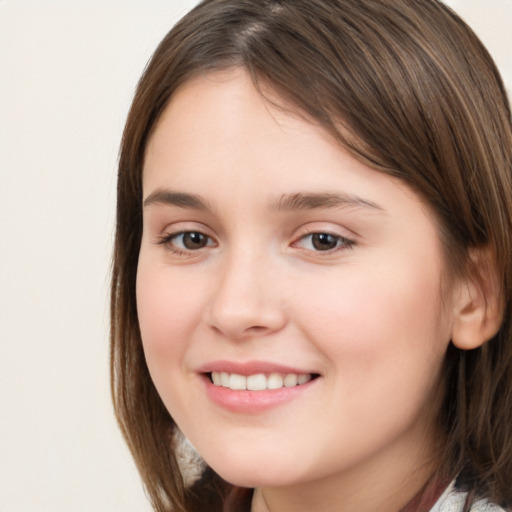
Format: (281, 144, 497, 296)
(207, 244, 285, 339)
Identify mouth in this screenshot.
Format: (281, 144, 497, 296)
(206, 371, 320, 391)
(197, 361, 321, 412)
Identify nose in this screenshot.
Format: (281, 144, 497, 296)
(206, 250, 287, 340)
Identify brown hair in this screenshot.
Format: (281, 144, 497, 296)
(111, 1, 512, 510)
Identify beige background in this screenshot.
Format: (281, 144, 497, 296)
(0, 1, 510, 511)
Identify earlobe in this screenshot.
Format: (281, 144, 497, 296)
(451, 248, 503, 350)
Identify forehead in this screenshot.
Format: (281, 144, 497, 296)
(144, 69, 350, 191)
(147, 68, 313, 150)
(144, 69, 437, 226)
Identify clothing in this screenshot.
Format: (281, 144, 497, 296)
(430, 480, 506, 512)
(225, 479, 508, 511)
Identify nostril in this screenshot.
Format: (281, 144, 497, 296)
(248, 325, 267, 333)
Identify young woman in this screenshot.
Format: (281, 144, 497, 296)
(110, 1, 512, 510)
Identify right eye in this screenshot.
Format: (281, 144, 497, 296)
(158, 231, 216, 252)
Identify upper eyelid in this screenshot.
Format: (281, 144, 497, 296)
(155, 221, 215, 238)
(292, 232, 354, 247)
(152, 222, 356, 247)
(157, 230, 216, 244)
(292, 222, 357, 241)
(297, 231, 352, 241)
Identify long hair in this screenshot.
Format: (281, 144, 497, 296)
(111, 1, 512, 510)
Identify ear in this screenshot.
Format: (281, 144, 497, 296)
(451, 247, 503, 350)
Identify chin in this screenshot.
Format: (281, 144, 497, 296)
(214, 466, 294, 489)
(203, 450, 310, 489)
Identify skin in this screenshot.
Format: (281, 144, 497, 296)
(137, 69, 462, 512)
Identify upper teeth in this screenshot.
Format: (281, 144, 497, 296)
(211, 372, 312, 391)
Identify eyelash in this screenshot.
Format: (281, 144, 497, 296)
(156, 231, 216, 255)
(292, 232, 354, 254)
(156, 230, 354, 256)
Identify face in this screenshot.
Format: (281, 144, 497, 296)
(137, 69, 456, 502)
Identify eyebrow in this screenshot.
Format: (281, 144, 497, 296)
(142, 189, 383, 213)
(143, 189, 212, 210)
(272, 192, 383, 212)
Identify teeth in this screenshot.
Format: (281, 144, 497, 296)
(229, 373, 246, 390)
(297, 374, 311, 385)
(247, 373, 267, 391)
(220, 372, 230, 387)
(284, 374, 298, 387)
(267, 373, 284, 390)
(210, 371, 312, 391)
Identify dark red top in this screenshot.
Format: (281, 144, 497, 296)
(223, 477, 451, 512)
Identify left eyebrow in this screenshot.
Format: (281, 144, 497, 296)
(271, 192, 384, 212)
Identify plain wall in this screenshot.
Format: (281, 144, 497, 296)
(0, 1, 510, 511)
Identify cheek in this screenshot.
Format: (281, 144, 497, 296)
(136, 261, 201, 371)
(296, 256, 450, 396)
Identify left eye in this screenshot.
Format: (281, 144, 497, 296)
(296, 232, 352, 251)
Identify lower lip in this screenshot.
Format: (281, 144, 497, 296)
(201, 375, 317, 413)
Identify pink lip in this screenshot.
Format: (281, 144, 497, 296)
(196, 360, 320, 414)
(196, 359, 316, 376)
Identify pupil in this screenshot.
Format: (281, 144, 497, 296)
(183, 232, 206, 249)
(312, 233, 337, 250)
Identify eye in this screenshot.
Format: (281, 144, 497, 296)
(158, 231, 215, 252)
(294, 232, 353, 252)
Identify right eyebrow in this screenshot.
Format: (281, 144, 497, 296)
(143, 189, 212, 211)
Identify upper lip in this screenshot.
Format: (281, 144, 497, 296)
(196, 360, 319, 376)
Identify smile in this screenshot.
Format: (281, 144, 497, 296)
(210, 372, 314, 391)
(203, 371, 320, 413)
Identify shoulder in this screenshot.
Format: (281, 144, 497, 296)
(430, 480, 507, 512)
